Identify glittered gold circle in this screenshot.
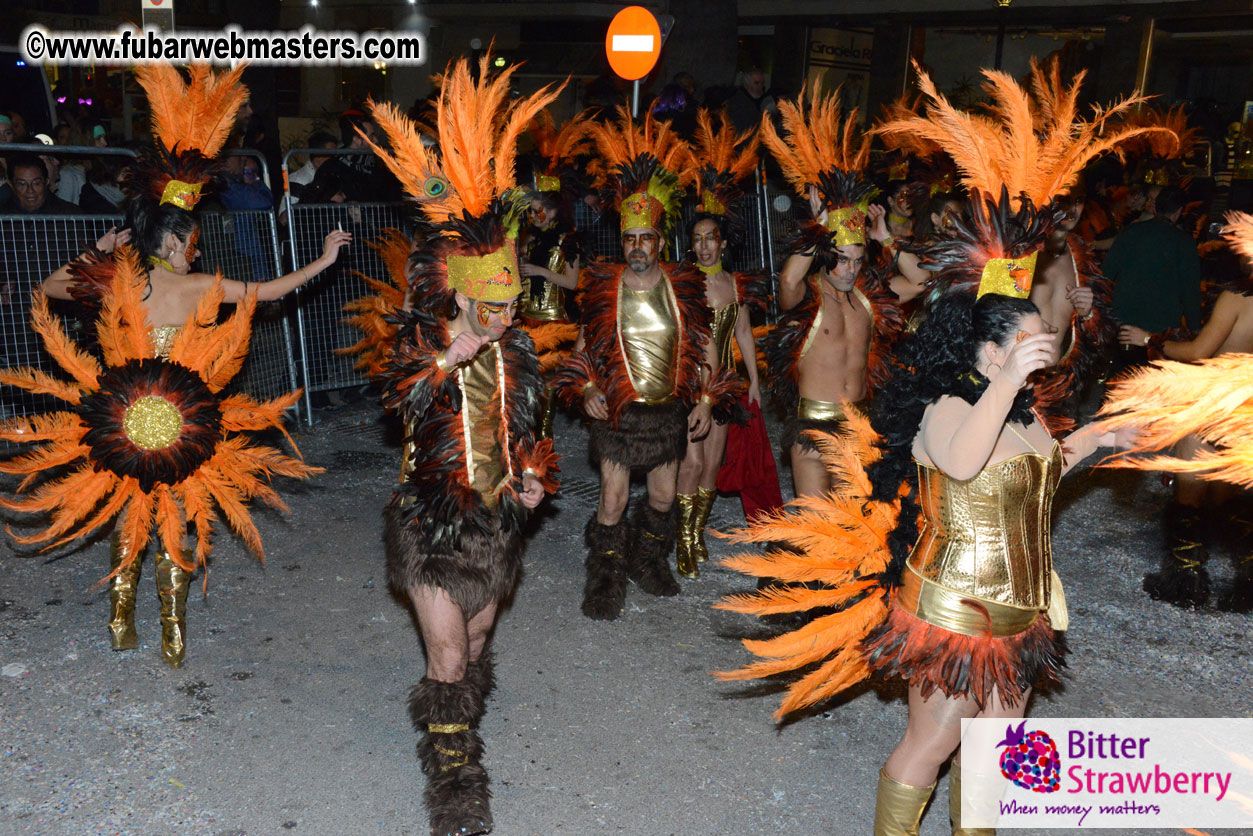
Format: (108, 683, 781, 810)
(122, 396, 183, 451)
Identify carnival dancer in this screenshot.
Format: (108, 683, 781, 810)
(716, 63, 1155, 835)
(518, 110, 589, 438)
(1, 64, 333, 668)
(554, 107, 729, 620)
(1110, 210, 1253, 612)
(761, 83, 903, 499)
(671, 110, 766, 578)
(356, 55, 561, 836)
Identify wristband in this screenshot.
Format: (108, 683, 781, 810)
(435, 351, 455, 374)
(582, 381, 596, 394)
(699, 394, 713, 406)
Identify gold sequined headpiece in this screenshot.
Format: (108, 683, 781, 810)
(589, 107, 688, 238)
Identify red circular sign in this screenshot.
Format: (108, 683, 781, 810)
(605, 6, 662, 81)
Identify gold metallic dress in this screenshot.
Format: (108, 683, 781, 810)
(863, 430, 1068, 704)
(521, 231, 567, 322)
(710, 302, 737, 371)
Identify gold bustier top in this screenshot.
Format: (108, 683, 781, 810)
(521, 246, 567, 321)
(460, 345, 510, 505)
(151, 325, 182, 359)
(900, 442, 1063, 637)
(710, 302, 738, 370)
(619, 277, 679, 404)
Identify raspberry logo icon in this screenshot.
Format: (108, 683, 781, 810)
(996, 721, 1061, 793)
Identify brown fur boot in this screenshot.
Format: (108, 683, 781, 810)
(627, 504, 681, 597)
(581, 516, 629, 620)
(410, 677, 492, 836)
(464, 652, 496, 702)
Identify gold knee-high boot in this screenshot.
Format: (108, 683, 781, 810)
(107, 535, 141, 650)
(675, 493, 698, 579)
(874, 768, 935, 836)
(154, 551, 191, 669)
(949, 761, 996, 836)
(690, 487, 716, 563)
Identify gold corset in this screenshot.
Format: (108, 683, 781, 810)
(522, 247, 567, 321)
(710, 302, 738, 370)
(619, 277, 679, 404)
(151, 325, 182, 359)
(901, 443, 1063, 636)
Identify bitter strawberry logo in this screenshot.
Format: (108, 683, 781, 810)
(997, 721, 1061, 793)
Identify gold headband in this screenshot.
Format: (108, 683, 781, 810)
(620, 190, 664, 234)
(536, 174, 561, 192)
(160, 179, 203, 211)
(978, 250, 1038, 299)
(888, 161, 909, 182)
(824, 206, 867, 246)
(700, 191, 726, 216)
(446, 244, 522, 302)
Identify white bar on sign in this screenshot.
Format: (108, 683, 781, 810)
(612, 34, 655, 52)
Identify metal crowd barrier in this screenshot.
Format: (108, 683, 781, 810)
(0, 144, 301, 422)
(281, 148, 415, 423)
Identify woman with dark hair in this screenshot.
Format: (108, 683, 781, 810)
(32, 65, 346, 669)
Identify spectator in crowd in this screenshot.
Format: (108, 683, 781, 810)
(0, 116, 13, 206)
(77, 152, 127, 213)
(673, 71, 699, 106)
(52, 146, 87, 206)
(92, 124, 109, 147)
(219, 151, 276, 280)
(0, 114, 14, 145)
(303, 111, 399, 203)
(1, 154, 78, 214)
(725, 68, 777, 134)
(650, 83, 697, 138)
(285, 130, 339, 208)
(1106, 185, 1201, 371)
(7, 110, 29, 142)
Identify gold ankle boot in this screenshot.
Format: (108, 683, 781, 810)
(949, 761, 996, 836)
(874, 768, 935, 836)
(154, 551, 191, 669)
(675, 493, 698, 579)
(691, 487, 716, 563)
(107, 535, 140, 650)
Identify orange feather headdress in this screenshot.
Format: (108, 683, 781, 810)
(880, 58, 1173, 299)
(360, 53, 564, 302)
(589, 106, 689, 235)
(127, 64, 249, 211)
(686, 109, 759, 224)
(0, 245, 320, 585)
(530, 109, 591, 194)
(1121, 104, 1201, 186)
(761, 82, 875, 249)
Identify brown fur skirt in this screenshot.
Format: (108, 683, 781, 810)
(383, 507, 521, 617)
(782, 415, 844, 454)
(588, 400, 688, 470)
(861, 600, 1066, 710)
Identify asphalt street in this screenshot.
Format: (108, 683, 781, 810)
(2, 401, 1250, 836)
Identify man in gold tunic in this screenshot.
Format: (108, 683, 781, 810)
(554, 111, 717, 620)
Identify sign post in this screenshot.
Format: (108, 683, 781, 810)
(605, 6, 663, 117)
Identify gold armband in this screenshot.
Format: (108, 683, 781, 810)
(699, 394, 714, 406)
(435, 351, 455, 374)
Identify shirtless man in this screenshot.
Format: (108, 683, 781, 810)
(772, 187, 900, 497)
(1029, 192, 1095, 358)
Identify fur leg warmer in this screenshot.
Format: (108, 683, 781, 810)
(409, 677, 492, 836)
(581, 515, 629, 621)
(627, 504, 681, 597)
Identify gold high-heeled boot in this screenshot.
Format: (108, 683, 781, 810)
(675, 493, 698, 579)
(690, 487, 716, 563)
(154, 551, 191, 669)
(949, 760, 996, 835)
(874, 768, 935, 836)
(539, 387, 557, 440)
(107, 535, 141, 650)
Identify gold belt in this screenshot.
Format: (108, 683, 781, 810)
(898, 564, 1041, 638)
(798, 397, 845, 422)
(633, 394, 675, 406)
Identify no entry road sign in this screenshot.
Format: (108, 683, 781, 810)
(605, 6, 662, 81)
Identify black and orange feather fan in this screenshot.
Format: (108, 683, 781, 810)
(339, 228, 415, 382)
(713, 408, 900, 720)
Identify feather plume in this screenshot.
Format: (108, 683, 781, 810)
(134, 64, 248, 158)
(1096, 354, 1253, 487)
(878, 58, 1173, 209)
(712, 409, 899, 718)
(531, 108, 592, 176)
(366, 53, 563, 222)
(761, 81, 869, 198)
